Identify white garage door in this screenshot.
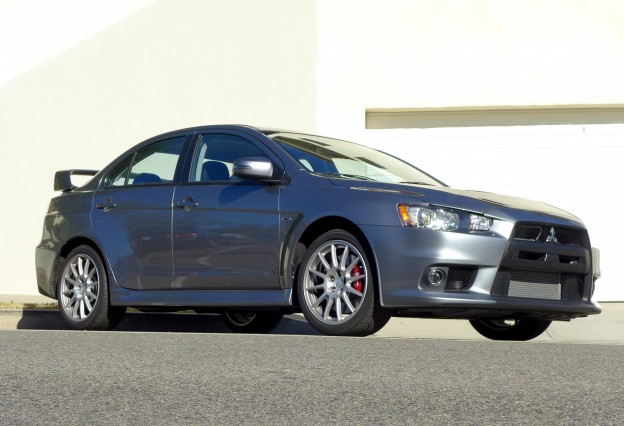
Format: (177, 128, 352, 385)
(360, 123, 623, 301)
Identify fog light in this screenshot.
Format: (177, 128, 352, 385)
(427, 268, 447, 287)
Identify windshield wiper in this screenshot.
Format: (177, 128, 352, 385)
(316, 172, 376, 181)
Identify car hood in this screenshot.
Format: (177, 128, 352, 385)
(330, 179, 584, 226)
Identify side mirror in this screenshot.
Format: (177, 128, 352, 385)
(233, 157, 275, 180)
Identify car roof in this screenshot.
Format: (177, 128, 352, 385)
(151, 124, 309, 138)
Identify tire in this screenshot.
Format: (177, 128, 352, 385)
(221, 310, 284, 333)
(469, 318, 552, 341)
(56, 245, 126, 330)
(297, 230, 391, 336)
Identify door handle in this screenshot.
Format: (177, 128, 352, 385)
(96, 198, 117, 211)
(175, 197, 198, 211)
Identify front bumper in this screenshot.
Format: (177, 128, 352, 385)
(362, 220, 601, 321)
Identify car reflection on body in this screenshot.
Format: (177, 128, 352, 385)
(35, 125, 601, 339)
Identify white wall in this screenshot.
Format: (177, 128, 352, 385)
(316, 0, 624, 300)
(317, 0, 624, 135)
(0, 0, 157, 86)
(0, 0, 317, 296)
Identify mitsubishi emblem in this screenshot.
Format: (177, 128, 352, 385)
(546, 227, 558, 243)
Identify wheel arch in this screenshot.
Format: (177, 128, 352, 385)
(52, 236, 108, 299)
(288, 216, 381, 308)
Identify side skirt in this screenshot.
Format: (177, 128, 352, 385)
(110, 288, 293, 308)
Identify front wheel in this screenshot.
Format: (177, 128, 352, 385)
(297, 230, 391, 336)
(221, 311, 284, 333)
(57, 245, 126, 330)
(469, 318, 552, 341)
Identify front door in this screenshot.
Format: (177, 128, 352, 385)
(172, 132, 282, 290)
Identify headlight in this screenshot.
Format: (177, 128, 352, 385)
(398, 204, 492, 231)
(398, 205, 459, 230)
(468, 214, 493, 231)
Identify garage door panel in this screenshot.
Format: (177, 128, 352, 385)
(361, 124, 623, 301)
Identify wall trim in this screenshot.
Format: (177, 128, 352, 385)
(365, 105, 624, 129)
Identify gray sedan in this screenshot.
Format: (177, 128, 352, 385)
(35, 125, 601, 339)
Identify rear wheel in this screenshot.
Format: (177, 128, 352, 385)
(469, 318, 552, 341)
(221, 310, 284, 333)
(57, 245, 126, 330)
(297, 230, 391, 336)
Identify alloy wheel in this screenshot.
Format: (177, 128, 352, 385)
(302, 240, 367, 325)
(59, 253, 100, 321)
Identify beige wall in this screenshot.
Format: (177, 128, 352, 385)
(2, 0, 623, 300)
(0, 0, 317, 296)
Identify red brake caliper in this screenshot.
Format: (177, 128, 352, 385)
(352, 264, 363, 293)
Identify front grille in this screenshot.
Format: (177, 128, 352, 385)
(511, 270, 559, 285)
(514, 225, 542, 241)
(492, 269, 583, 300)
(554, 228, 586, 246)
(420, 265, 477, 292)
(513, 223, 589, 248)
(445, 266, 477, 291)
(499, 222, 590, 301)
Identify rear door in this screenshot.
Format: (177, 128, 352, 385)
(92, 135, 190, 290)
(172, 131, 282, 290)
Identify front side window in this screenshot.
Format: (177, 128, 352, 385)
(106, 136, 186, 187)
(190, 133, 268, 183)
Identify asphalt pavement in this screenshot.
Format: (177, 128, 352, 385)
(2, 300, 623, 424)
(1, 329, 623, 425)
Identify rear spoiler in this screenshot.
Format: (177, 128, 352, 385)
(54, 169, 99, 192)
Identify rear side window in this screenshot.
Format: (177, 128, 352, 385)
(106, 136, 186, 187)
(108, 157, 132, 187)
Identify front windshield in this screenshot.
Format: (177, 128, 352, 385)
(267, 132, 444, 186)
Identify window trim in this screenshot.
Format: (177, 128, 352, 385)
(102, 134, 193, 188)
(181, 130, 286, 186)
(104, 153, 135, 188)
